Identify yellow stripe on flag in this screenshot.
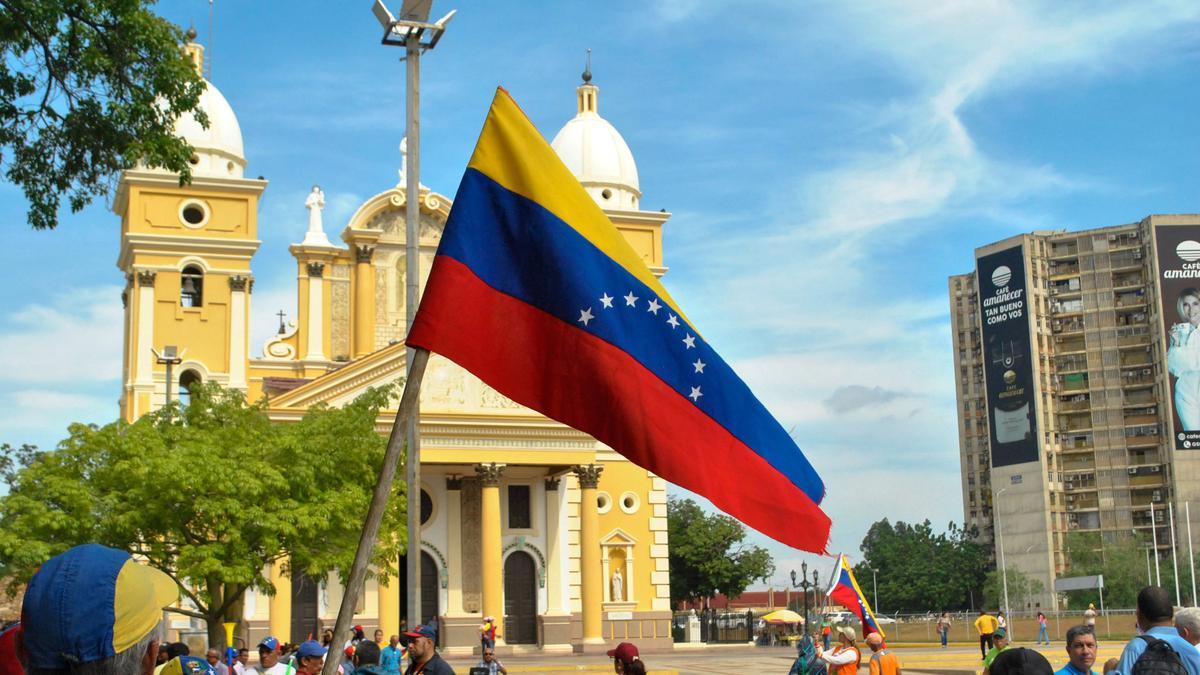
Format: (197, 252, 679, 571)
(468, 88, 694, 330)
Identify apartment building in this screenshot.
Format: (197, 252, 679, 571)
(950, 214, 1200, 609)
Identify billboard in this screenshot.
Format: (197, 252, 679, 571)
(977, 245, 1040, 467)
(1154, 225, 1200, 449)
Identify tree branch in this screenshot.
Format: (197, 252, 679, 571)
(164, 606, 206, 621)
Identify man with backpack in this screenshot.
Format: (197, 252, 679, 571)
(1115, 586, 1200, 675)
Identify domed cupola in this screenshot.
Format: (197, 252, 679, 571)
(173, 30, 246, 179)
(550, 59, 641, 210)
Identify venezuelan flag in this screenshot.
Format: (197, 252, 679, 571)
(827, 554, 884, 638)
(406, 88, 830, 553)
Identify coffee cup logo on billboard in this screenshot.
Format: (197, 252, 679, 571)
(1178, 240, 1200, 262)
(992, 265, 1012, 288)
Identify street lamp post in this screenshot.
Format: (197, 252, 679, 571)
(996, 488, 1012, 633)
(152, 345, 183, 408)
(372, 0, 455, 630)
(791, 564, 821, 638)
(871, 567, 879, 614)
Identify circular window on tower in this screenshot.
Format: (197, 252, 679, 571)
(178, 200, 210, 229)
(597, 491, 612, 514)
(619, 491, 640, 514)
(601, 188, 613, 201)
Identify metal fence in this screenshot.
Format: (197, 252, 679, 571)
(671, 609, 756, 644)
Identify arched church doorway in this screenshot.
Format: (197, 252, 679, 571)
(503, 551, 537, 644)
(398, 551, 439, 627)
(290, 570, 321, 642)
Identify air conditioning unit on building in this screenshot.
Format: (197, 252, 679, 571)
(1134, 250, 1143, 259)
(1153, 490, 1162, 501)
(1129, 467, 1139, 475)
(1150, 465, 1161, 473)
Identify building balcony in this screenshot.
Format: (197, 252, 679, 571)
(1053, 319, 1086, 335)
(1124, 414, 1159, 426)
(1050, 244, 1080, 260)
(1126, 435, 1160, 448)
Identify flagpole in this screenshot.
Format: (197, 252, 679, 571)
(1171, 502, 1182, 606)
(1188, 502, 1197, 606)
(320, 349, 430, 675)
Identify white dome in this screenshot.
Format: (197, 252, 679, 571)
(175, 78, 246, 178)
(551, 83, 641, 210)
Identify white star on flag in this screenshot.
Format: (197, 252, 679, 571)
(599, 293, 614, 309)
(578, 307, 594, 326)
(646, 298, 662, 315)
(693, 359, 706, 374)
(689, 386, 703, 401)
(682, 334, 696, 349)
(666, 314, 679, 329)
(624, 291, 639, 307)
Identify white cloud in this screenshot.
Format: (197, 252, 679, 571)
(0, 286, 123, 385)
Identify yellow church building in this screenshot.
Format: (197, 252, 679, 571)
(115, 38, 674, 654)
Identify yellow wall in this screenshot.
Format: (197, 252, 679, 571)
(596, 461, 659, 611)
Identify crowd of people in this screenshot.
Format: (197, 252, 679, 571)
(0, 544, 658, 675)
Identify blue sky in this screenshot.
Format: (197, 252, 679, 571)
(0, 1, 1197, 591)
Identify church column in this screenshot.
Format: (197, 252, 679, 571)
(574, 464, 604, 645)
(228, 276, 249, 390)
(446, 476, 464, 613)
(134, 271, 156, 388)
(353, 245, 376, 358)
(269, 558, 292, 643)
(378, 567, 400, 639)
(304, 263, 326, 360)
(477, 463, 505, 644)
(544, 477, 563, 612)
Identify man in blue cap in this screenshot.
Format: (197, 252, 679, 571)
(257, 637, 289, 675)
(293, 640, 327, 675)
(18, 544, 179, 675)
(401, 624, 453, 675)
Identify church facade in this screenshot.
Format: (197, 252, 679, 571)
(116, 39, 674, 654)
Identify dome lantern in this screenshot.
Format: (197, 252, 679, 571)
(550, 56, 641, 211)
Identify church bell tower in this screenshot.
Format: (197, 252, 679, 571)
(115, 32, 267, 421)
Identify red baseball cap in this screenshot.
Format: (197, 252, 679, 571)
(606, 642, 639, 664)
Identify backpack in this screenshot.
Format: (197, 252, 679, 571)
(1133, 635, 1188, 675)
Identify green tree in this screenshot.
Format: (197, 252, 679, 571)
(0, 382, 406, 647)
(857, 519, 988, 613)
(0, 0, 207, 229)
(982, 567, 1045, 612)
(1062, 532, 1171, 609)
(667, 496, 774, 606)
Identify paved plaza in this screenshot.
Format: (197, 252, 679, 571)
(434, 641, 1129, 675)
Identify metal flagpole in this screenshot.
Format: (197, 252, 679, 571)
(1171, 502, 1182, 606)
(1188, 502, 1197, 606)
(1153, 502, 1162, 586)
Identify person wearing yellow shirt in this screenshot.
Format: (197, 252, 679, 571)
(975, 610, 999, 658)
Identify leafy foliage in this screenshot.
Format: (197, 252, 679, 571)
(982, 566, 1045, 611)
(0, 0, 207, 229)
(855, 518, 988, 612)
(0, 382, 405, 645)
(667, 496, 774, 605)
(1062, 532, 1173, 609)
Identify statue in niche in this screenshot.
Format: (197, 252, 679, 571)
(611, 567, 624, 602)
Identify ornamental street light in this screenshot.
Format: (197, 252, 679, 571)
(791, 563, 821, 637)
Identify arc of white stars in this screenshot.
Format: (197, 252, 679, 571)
(689, 386, 703, 401)
(599, 293, 614, 309)
(578, 307, 594, 326)
(682, 334, 696, 349)
(693, 359, 706, 374)
(667, 314, 680, 329)
(624, 291, 639, 307)
(646, 298, 662, 315)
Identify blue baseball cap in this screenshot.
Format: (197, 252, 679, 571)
(402, 623, 437, 642)
(257, 637, 279, 652)
(296, 640, 327, 659)
(21, 544, 178, 670)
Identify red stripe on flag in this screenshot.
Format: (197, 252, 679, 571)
(408, 257, 831, 552)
